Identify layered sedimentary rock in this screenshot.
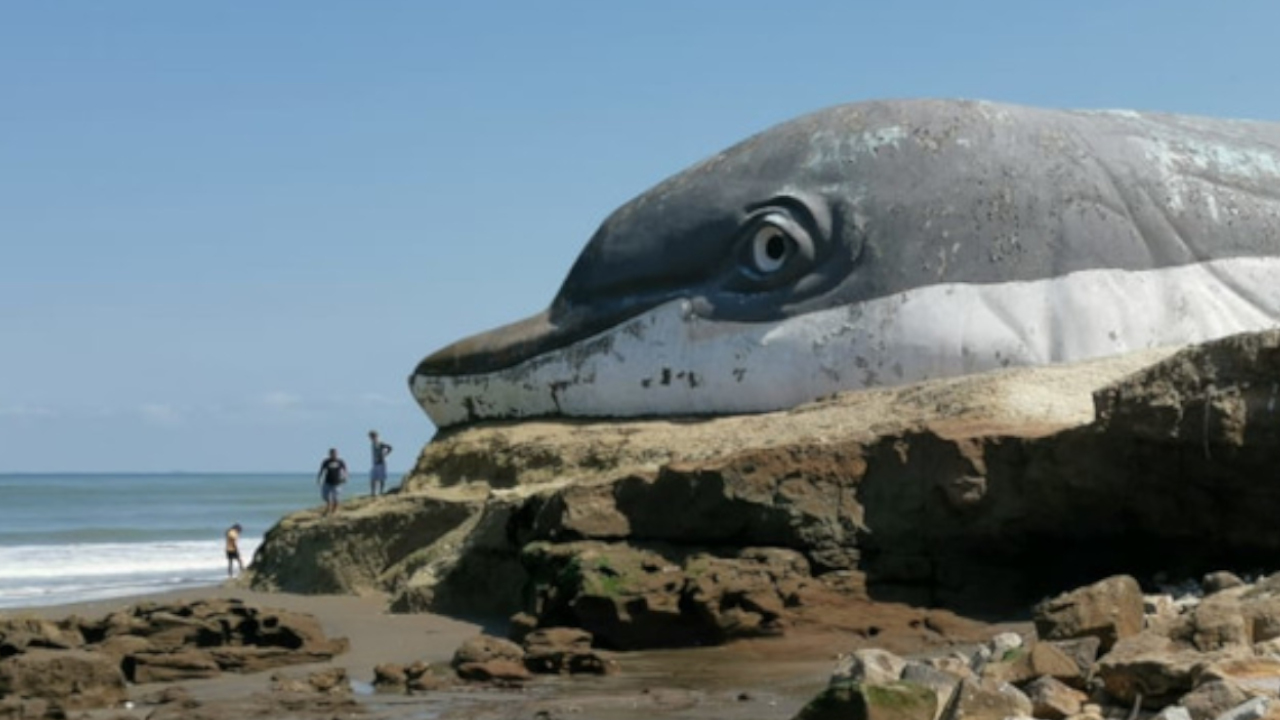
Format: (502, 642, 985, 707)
(252, 330, 1280, 648)
(0, 599, 347, 715)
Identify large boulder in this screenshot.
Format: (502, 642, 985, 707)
(1033, 575, 1145, 652)
(1093, 630, 1240, 708)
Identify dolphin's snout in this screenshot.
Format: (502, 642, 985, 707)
(415, 310, 557, 378)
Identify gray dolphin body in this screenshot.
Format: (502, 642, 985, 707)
(412, 99, 1280, 428)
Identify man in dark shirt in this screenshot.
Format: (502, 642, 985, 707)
(316, 448, 348, 517)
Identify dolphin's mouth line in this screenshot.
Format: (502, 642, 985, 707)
(413, 297, 668, 378)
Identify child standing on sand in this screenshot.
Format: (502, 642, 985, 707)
(225, 523, 244, 577)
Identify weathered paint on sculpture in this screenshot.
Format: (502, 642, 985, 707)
(412, 99, 1280, 428)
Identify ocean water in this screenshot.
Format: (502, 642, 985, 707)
(0, 473, 327, 610)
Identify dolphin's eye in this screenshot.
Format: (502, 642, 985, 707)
(735, 210, 814, 287)
(752, 223, 795, 274)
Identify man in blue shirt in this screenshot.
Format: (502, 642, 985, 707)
(369, 430, 393, 496)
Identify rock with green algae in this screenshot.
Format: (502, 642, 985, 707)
(792, 680, 937, 720)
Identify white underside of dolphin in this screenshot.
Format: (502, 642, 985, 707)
(412, 256, 1280, 427)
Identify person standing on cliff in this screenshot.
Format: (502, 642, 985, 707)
(225, 523, 244, 577)
(368, 430, 393, 496)
(316, 448, 348, 516)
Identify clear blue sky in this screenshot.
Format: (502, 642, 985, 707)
(2, 2, 1277, 472)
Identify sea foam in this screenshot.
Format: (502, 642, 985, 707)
(0, 537, 262, 609)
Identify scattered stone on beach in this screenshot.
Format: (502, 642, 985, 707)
(951, 676, 1034, 720)
(829, 648, 908, 686)
(1203, 572, 1248, 596)
(1022, 675, 1088, 720)
(451, 634, 524, 668)
(372, 659, 454, 694)
(901, 663, 963, 720)
(980, 640, 1083, 687)
(1044, 636, 1101, 684)
(371, 662, 407, 689)
(777, 569, 1280, 720)
(138, 684, 200, 709)
(270, 667, 350, 695)
(455, 658, 532, 685)
(144, 689, 364, 720)
(451, 633, 533, 685)
(1179, 679, 1255, 720)
(793, 679, 938, 720)
(1095, 630, 1218, 707)
(521, 627, 616, 675)
(444, 630, 612, 684)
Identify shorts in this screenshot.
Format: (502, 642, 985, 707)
(226, 550, 241, 561)
(321, 483, 341, 502)
(371, 463, 387, 482)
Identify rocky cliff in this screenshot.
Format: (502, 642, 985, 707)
(251, 330, 1280, 649)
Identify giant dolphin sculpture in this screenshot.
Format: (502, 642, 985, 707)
(412, 99, 1280, 428)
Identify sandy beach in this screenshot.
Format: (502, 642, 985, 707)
(10, 580, 875, 719)
(6, 575, 1024, 720)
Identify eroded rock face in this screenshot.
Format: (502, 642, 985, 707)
(86, 598, 350, 682)
(517, 445, 867, 572)
(250, 494, 480, 596)
(519, 542, 818, 649)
